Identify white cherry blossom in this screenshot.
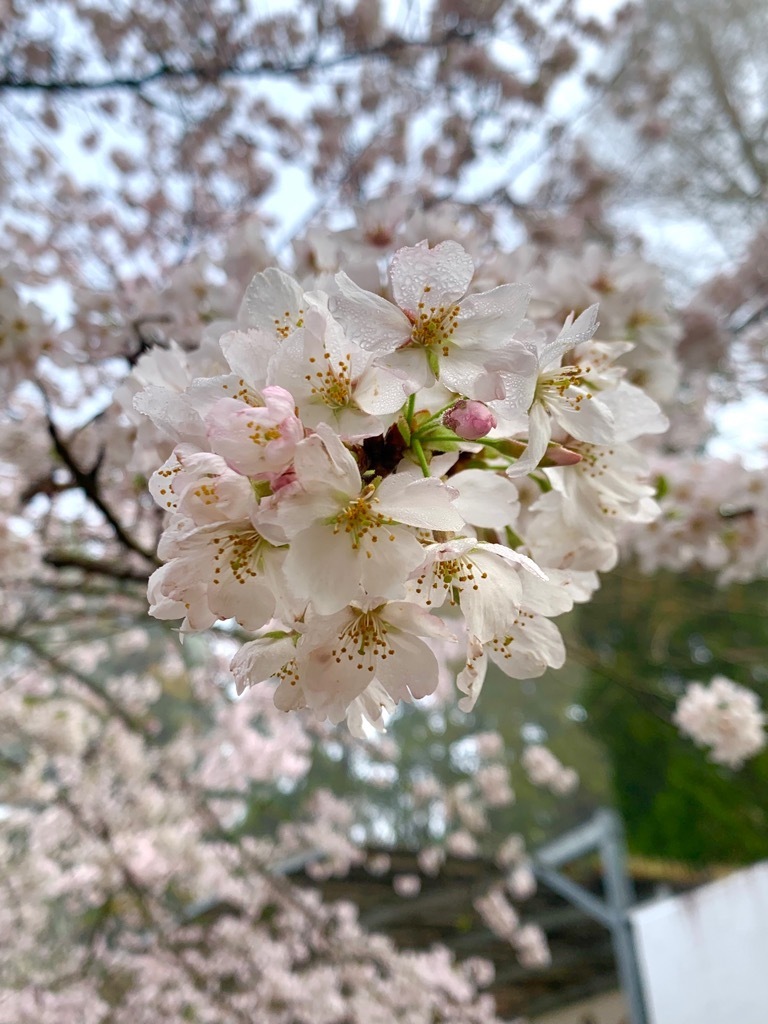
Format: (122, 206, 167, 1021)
(271, 305, 406, 439)
(127, 338, 231, 453)
(259, 424, 465, 614)
(407, 537, 546, 644)
(496, 306, 604, 474)
(146, 451, 289, 631)
(456, 613, 566, 713)
(205, 385, 304, 479)
(148, 445, 255, 524)
(453, 565, 594, 711)
(238, 266, 312, 340)
(232, 601, 456, 732)
(496, 307, 667, 477)
(447, 469, 521, 531)
(294, 601, 455, 724)
(0, 269, 52, 393)
(149, 519, 287, 632)
(333, 239, 535, 396)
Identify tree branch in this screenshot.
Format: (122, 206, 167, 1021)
(0, 626, 143, 732)
(0, 27, 478, 94)
(690, 17, 766, 190)
(45, 408, 158, 565)
(44, 552, 151, 582)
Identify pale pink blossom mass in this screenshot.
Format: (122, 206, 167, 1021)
(135, 237, 671, 734)
(2, 5, 768, 1021)
(674, 676, 767, 768)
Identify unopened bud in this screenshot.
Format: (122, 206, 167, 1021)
(543, 443, 582, 467)
(443, 400, 497, 440)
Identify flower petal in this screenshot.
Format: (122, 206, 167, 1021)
(390, 240, 474, 313)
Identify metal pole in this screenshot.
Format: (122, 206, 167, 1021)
(533, 808, 649, 1024)
(597, 810, 649, 1024)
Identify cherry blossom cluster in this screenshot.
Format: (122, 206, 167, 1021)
(1, 0, 629, 292)
(624, 456, 768, 586)
(520, 744, 578, 796)
(2, 4, 767, 1017)
(474, 887, 549, 969)
(479, 242, 683, 408)
(0, 598, 574, 1023)
(673, 675, 767, 769)
(136, 235, 668, 732)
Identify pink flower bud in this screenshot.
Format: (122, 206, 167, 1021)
(443, 400, 497, 440)
(205, 386, 303, 478)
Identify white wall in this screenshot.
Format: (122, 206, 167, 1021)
(631, 861, 768, 1024)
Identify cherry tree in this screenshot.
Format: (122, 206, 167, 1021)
(0, 0, 624, 283)
(1, 1, 767, 1020)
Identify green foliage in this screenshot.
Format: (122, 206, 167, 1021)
(575, 569, 768, 865)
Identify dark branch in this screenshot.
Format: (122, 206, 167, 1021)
(45, 410, 158, 565)
(44, 552, 151, 582)
(127, 315, 174, 366)
(0, 28, 478, 94)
